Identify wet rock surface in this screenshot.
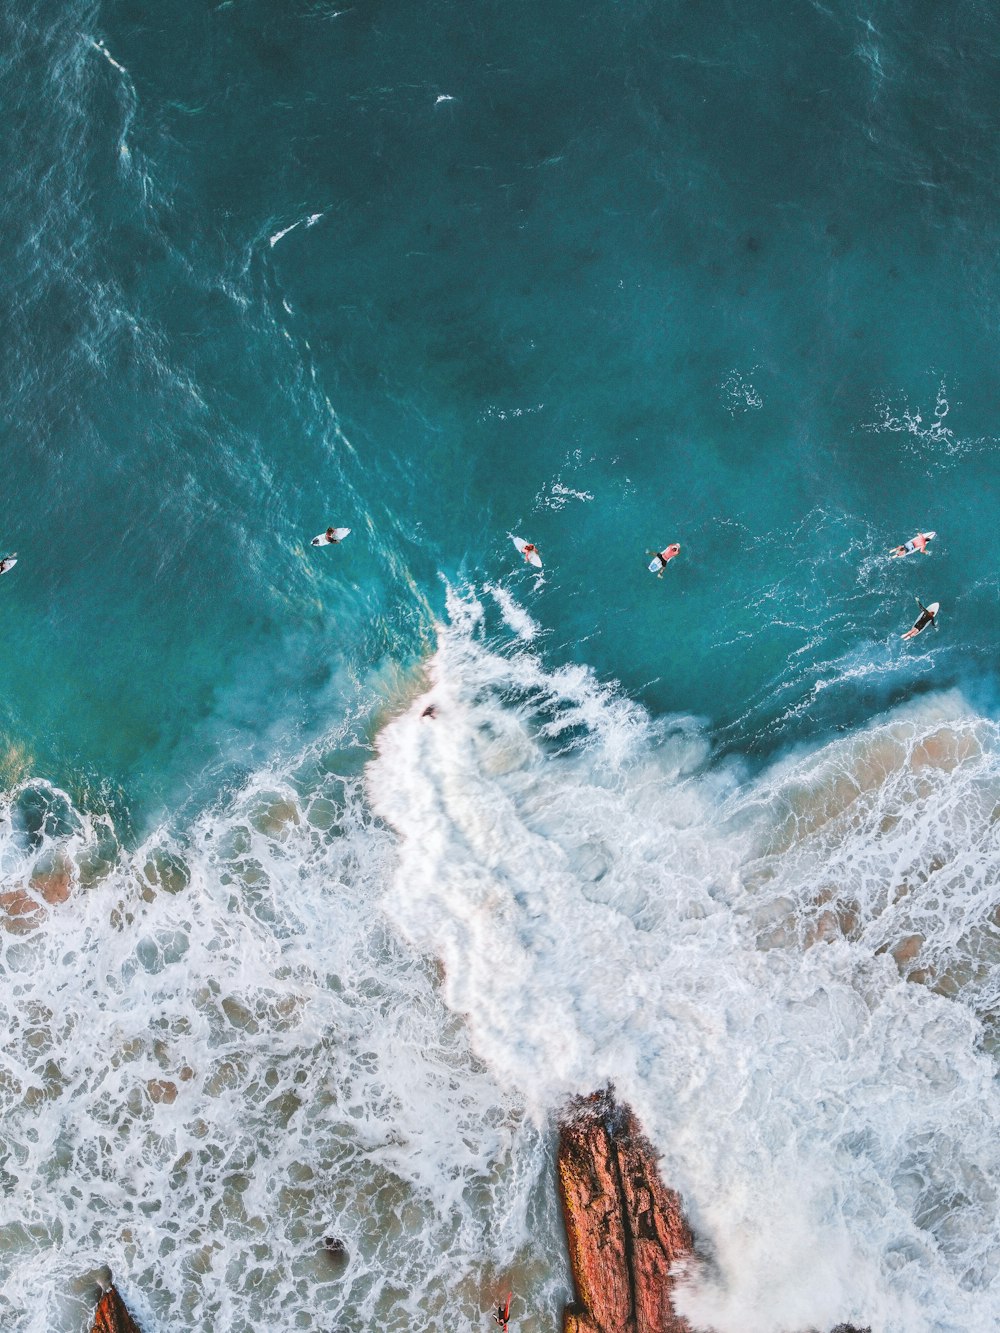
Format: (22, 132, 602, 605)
(558, 1090, 871, 1333)
(558, 1091, 696, 1333)
(91, 1283, 143, 1333)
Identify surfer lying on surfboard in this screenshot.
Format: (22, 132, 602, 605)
(512, 536, 542, 568)
(890, 531, 935, 558)
(901, 598, 939, 640)
(312, 527, 351, 547)
(493, 1292, 512, 1331)
(647, 543, 680, 576)
(0, 554, 17, 576)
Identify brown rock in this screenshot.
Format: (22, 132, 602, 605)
(31, 854, 73, 904)
(91, 1284, 143, 1333)
(558, 1090, 696, 1333)
(558, 1091, 871, 1333)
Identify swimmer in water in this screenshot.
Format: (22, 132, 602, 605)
(647, 543, 681, 576)
(901, 598, 939, 640)
(890, 531, 933, 558)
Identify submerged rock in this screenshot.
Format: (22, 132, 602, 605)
(558, 1090, 695, 1333)
(91, 1283, 143, 1333)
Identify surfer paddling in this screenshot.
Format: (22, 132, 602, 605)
(647, 543, 680, 576)
(901, 598, 939, 640)
(0, 554, 17, 576)
(493, 1292, 512, 1332)
(890, 531, 935, 558)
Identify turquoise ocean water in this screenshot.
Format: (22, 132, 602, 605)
(2, 2, 1000, 1331)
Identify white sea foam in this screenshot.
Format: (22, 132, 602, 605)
(86, 37, 127, 76)
(368, 588, 1000, 1333)
(720, 366, 763, 415)
(485, 583, 541, 641)
(0, 762, 562, 1332)
(269, 221, 301, 247)
(270, 212, 325, 247)
(534, 480, 595, 512)
(858, 376, 995, 463)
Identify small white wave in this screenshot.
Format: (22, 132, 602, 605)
(485, 583, 541, 641)
(270, 213, 323, 248)
(269, 221, 300, 247)
(87, 36, 127, 75)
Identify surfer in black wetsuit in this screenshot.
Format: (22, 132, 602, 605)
(901, 598, 938, 640)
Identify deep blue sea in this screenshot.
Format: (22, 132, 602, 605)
(2, 2, 999, 1331)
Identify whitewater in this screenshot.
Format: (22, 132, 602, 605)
(2, 587, 998, 1332)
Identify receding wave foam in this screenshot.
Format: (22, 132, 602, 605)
(369, 587, 1000, 1333)
(0, 759, 560, 1332)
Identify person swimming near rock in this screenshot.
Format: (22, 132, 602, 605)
(901, 598, 939, 640)
(0, 553, 17, 576)
(647, 543, 680, 576)
(493, 1291, 512, 1332)
(890, 531, 935, 558)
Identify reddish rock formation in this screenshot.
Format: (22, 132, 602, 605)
(558, 1092, 871, 1333)
(558, 1090, 696, 1333)
(91, 1284, 143, 1333)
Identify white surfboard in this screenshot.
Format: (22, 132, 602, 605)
(512, 536, 542, 568)
(0, 554, 17, 576)
(311, 528, 351, 547)
(891, 530, 936, 557)
(648, 556, 662, 573)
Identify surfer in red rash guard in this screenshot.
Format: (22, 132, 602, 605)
(890, 531, 934, 558)
(647, 543, 681, 576)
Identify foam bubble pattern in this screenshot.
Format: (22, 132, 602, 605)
(369, 587, 1000, 1333)
(0, 758, 562, 1332)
